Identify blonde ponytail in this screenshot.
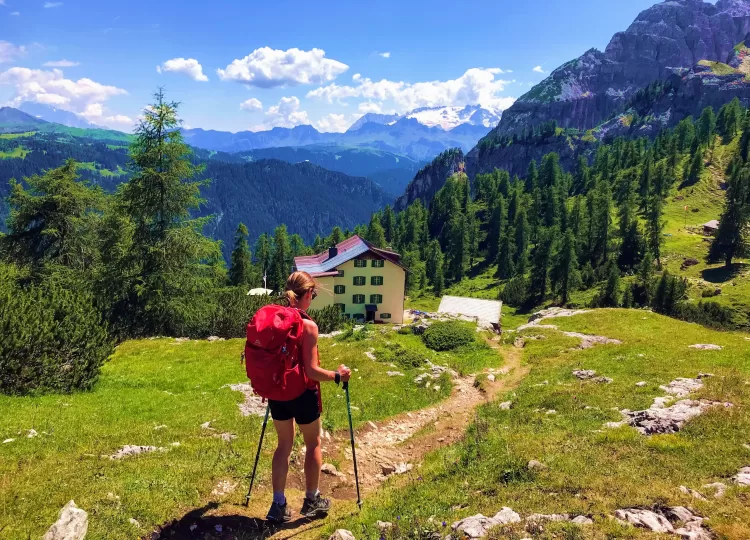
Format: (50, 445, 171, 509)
(284, 271, 318, 306)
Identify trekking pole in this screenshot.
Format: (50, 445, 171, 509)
(244, 405, 270, 507)
(343, 382, 363, 508)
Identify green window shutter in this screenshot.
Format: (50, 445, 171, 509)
(334, 285, 345, 294)
(371, 276, 383, 286)
(372, 259, 384, 268)
(370, 294, 382, 304)
(380, 313, 391, 319)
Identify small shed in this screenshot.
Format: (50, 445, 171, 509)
(247, 288, 274, 296)
(438, 296, 502, 332)
(703, 220, 720, 236)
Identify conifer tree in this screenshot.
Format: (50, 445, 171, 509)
(617, 184, 643, 271)
(255, 233, 272, 280)
(382, 204, 395, 245)
(686, 149, 704, 187)
(697, 106, 716, 147)
(330, 226, 344, 246)
(229, 223, 253, 286)
(551, 229, 580, 304)
(598, 262, 621, 307)
(525, 160, 538, 193)
(270, 224, 291, 292)
(367, 213, 387, 248)
(709, 164, 750, 267)
(487, 195, 505, 262)
(514, 207, 530, 272)
(646, 189, 665, 268)
(497, 227, 515, 279)
(426, 239, 445, 295)
(116, 90, 224, 335)
(529, 228, 554, 301)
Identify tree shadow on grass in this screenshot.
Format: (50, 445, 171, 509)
(153, 502, 325, 540)
(701, 263, 748, 284)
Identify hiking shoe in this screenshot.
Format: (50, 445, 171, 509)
(300, 492, 331, 518)
(266, 501, 292, 523)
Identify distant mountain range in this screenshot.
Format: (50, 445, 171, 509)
(181, 110, 497, 161)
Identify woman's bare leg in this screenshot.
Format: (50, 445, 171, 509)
(272, 419, 295, 497)
(298, 418, 322, 496)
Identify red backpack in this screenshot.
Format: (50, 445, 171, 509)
(244, 305, 310, 402)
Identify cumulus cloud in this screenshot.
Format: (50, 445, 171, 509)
(379, 52, 391, 58)
(239, 97, 262, 111)
(0, 67, 132, 130)
(254, 96, 311, 130)
(44, 2, 63, 7)
(358, 101, 382, 114)
(157, 58, 208, 82)
(315, 113, 355, 133)
(0, 41, 26, 63)
(308, 67, 515, 112)
(44, 59, 80, 67)
(533, 65, 545, 74)
(217, 47, 348, 88)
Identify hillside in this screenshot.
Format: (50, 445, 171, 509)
(236, 145, 425, 196)
(0, 128, 390, 258)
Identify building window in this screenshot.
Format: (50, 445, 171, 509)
(354, 259, 367, 268)
(343, 313, 351, 320)
(353, 276, 366, 286)
(334, 303, 346, 313)
(380, 313, 392, 319)
(334, 285, 346, 294)
(337, 270, 345, 277)
(371, 276, 383, 286)
(352, 294, 365, 304)
(371, 259, 385, 268)
(353, 313, 365, 322)
(370, 294, 383, 304)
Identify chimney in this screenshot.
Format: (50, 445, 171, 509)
(328, 246, 338, 260)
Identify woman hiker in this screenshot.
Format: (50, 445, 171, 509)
(266, 271, 351, 523)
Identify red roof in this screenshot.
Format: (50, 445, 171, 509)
(294, 235, 405, 273)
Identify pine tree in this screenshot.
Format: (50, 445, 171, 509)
(426, 239, 445, 296)
(646, 190, 665, 268)
(717, 98, 742, 141)
(497, 227, 515, 279)
(229, 223, 253, 286)
(382, 204, 395, 246)
(525, 160, 538, 193)
(529, 228, 554, 301)
(709, 164, 750, 267)
(487, 195, 506, 262)
(330, 226, 344, 246)
(255, 233, 272, 280)
(685, 149, 704, 187)
(514, 207, 530, 273)
(366, 213, 387, 248)
(313, 235, 324, 254)
(697, 107, 716, 147)
(115, 90, 224, 335)
(598, 262, 621, 307)
(447, 213, 467, 282)
(269, 224, 291, 293)
(617, 183, 643, 271)
(551, 229, 580, 304)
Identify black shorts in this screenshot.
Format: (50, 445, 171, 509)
(268, 388, 320, 425)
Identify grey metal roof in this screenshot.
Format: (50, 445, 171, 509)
(295, 241, 370, 274)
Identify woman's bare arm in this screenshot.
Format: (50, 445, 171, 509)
(301, 319, 350, 382)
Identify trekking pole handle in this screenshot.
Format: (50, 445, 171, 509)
(342, 381, 349, 390)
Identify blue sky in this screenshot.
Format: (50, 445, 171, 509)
(1, 0, 662, 132)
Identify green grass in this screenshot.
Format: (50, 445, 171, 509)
(331, 309, 750, 538)
(76, 161, 127, 177)
(0, 132, 35, 140)
(698, 60, 739, 76)
(0, 329, 465, 538)
(0, 146, 28, 159)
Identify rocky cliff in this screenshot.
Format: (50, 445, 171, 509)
(494, 0, 750, 138)
(394, 148, 464, 211)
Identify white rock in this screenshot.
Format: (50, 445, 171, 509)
(614, 508, 674, 533)
(452, 508, 520, 538)
(525, 513, 569, 522)
(499, 401, 512, 410)
(573, 370, 597, 380)
(394, 463, 413, 474)
(702, 482, 727, 498)
(368, 421, 378, 430)
(678, 486, 707, 501)
(329, 530, 356, 540)
(689, 344, 723, 351)
(206, 336, 224, 342)
(200, 420, 214, 430)
(624, 399, 732, 435)
(109, 445, 165, 460)
(660, 378, 704, 398)
(635, 381, 647, 387)
(364, 349, 377, 360)
(527, 460, 547, 471)
(27, 429, 38, 438)
(321, 463, 345, 478)
(571, 515, 594, 525)
(376, 521, 392, 531)
(732, 466, 750, 486)
(386, 371, 404, 377)
(487, 374, 496, 382)
(43, 500, 88, 540)
(128, 518, 140, 528)
(493, 507, 521, 524)
(2, 439, 14, 444)
(667, 506, 696, 523)
(546, 409, 557, 415)
(675, 520, 713, 540)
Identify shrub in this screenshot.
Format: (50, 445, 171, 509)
(175, 287, 276, 338)
(379, 342, 426, 368)
(674, 301, 736, 329)
(307, 305, 346, 335)
(422, 321, 475, 351)
(0, 266, 114, 395)
(501, 277, 527, 307)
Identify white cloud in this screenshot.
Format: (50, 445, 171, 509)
(217, 47, 348, 88)
(253, 96, 311, 130)
(315, 113, 355, 133)
(379, 52, 391, 59)
(0, 41, 26, 63)
(44, 59, 80, 67)
(0, 67, 132, 130)
(157, 58, 208, 82)
(44, 2, 63, 7)
(533, 65, 545, 74)
(358, 101, 382, 114)
(239, 97, 262, 111)
(308, 67, 515, 112)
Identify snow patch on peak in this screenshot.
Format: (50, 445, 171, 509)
(404, 105, 502, 130)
